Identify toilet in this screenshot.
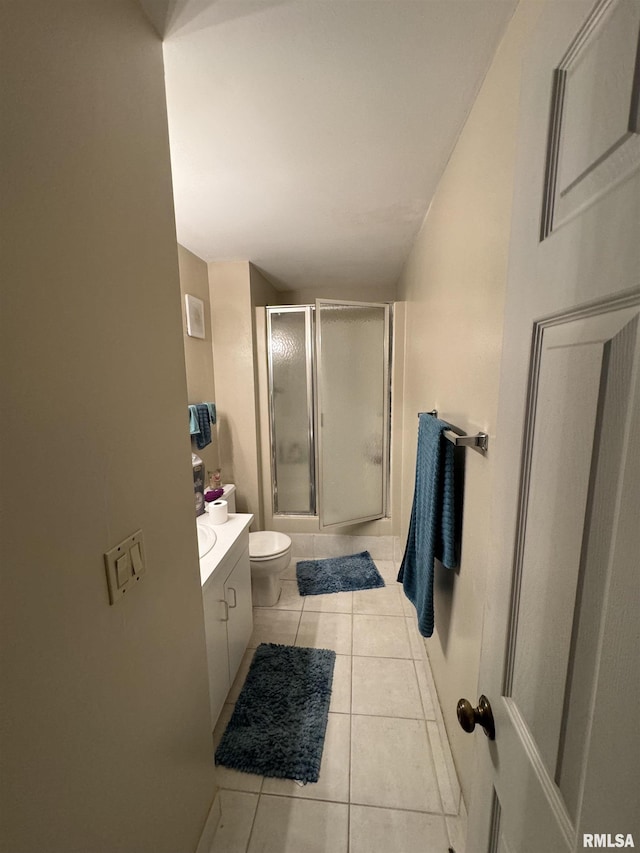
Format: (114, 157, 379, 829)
(222, 485, 291, 607)
(248, 531, 292, 606)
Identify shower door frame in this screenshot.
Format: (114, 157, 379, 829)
(266, 305, 317, 516)
(315, 298, 391, 530)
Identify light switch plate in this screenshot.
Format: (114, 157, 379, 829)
(104, 529, 146, 605)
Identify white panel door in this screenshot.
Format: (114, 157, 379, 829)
(468, 1, 640, 851)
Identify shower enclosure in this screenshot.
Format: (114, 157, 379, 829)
(266, 299, 391, 529)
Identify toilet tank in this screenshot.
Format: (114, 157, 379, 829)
(222, 484, 236, 513)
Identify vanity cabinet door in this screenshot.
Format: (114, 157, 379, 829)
(202, 572, 230, 729)
(224, 544, 253, 685)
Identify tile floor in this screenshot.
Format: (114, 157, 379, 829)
(209, 552, 467, 853)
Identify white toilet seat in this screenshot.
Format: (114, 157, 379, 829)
(249, 531, 292, 560)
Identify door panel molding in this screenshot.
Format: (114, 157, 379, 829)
(504, 698, 575, 845)
(541, 0, 640, 239)
(500, 292, 640, 838)
(504, 291, 640, 697)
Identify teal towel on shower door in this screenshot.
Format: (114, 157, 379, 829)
(398, 414, 457, 638)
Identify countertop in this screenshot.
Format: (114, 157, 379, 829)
(197, 512, 253, 587)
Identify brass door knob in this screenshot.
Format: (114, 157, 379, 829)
(456, 695, 495, 740)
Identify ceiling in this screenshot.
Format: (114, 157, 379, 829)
(143, 0, 517, 292)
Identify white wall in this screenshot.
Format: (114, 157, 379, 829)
(0, 3, 216, 851)
(396, 2, 542, 807)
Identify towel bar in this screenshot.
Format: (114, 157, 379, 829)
(417, 410, 489, 453)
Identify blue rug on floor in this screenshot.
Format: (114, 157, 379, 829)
(296, 551, 385, 596)
(214, 643, 335, 783)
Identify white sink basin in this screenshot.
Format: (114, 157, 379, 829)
(196, 523, 217, 559)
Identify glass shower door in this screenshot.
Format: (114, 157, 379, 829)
(267, 307, 315, 514)
(316, 299, 390, 529)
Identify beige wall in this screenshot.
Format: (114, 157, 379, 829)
(397, 2, 541, 806)
(249, 264, 283, 517)
(208, 262, 284, 525)
(0, 3, 216, 852)
(249, 263, 282, 307)
(286, 282, 397, 305)
(208, 263, 260, 523)
(179, 244, 220, 479)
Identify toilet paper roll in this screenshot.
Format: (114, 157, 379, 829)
(208, 499, 228, 525)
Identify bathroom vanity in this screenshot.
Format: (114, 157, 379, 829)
(197, 512, 254, 728)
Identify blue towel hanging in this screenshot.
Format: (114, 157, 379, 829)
(398, 413, 457, 638)
(194, 403, 211, 449)
(205, 402, 217, 425)
(188, 405, 200, 435)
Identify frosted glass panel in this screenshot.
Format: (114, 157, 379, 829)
(269, 309, 314, 514)
(317, 300, 389, 528)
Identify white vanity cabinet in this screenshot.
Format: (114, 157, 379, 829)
(199, 514, 254, 729)
(202, 571, 231, 729)
(223, 545, 253, 684)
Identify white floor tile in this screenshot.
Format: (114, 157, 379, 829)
(329, 654, 351, 714)
(401, 591, 417, 617)
(353, 585, 404, 616)
(352, 614, 411, 658)
(210, 790, 258, 853)
(247, 796, 348, 853)
(350, 715, 441, 813)
(302, 590, 353, 613)
(269, 580, 303, 611)
(421, 661, 463, 811)
(414, 658, 437, 720)
(295, 611, 352, 655)
(351, 656, 423, 718)
(427, 720, 460, 815)
(350, 805, 449, 853)
(213, 705, 263, 793)
(421, 653, 440, 710)
(214, 531, 464, 853)
(248, 608, 301, 648)
(405, 616, 427, 659)
(374, 560, 400, 584)
(358, 535, 393, 560)
(262, 713, 350, 802)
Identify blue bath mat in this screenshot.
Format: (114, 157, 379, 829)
(215, 643, 335, 783)
(296, 551, 385, 596)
